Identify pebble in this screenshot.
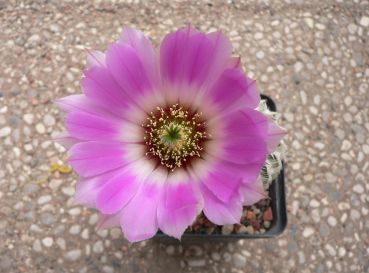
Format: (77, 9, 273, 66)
(232, 253, 246, 268)
(327, 216, 337, 227)
(23, 113, 34, 124)
(309, 199, 320, 208)
(35, 123, 46, 134)
(56, 238, 66, 250)
(302, 227, 314, 237)
(187, 259, 206, 267)
(37, 195, 51, 205)
(359, 16, 369, 27)
(92, 240, 104, 253)
(211, 252, 221, 261)
(166, 245, 175, 255)
(81, 228, 89, 240)
(68, 207, 82, 216)
(0, 126, 11, 137)
(65, 249, 81, 261)
(353, 184, 364, 194)
(110, 228, 121, 239)
(43, 114, 55, 126)
(222, 224, 234, 235)
(294, 62, 303, 73)
(69, 225, 81, 235)
(304, 18, 314, 28)
(33, 239, 42, 252)
(319, 223, 330, 237)
(40, 212, 56, 225)
(42, 237, 53, 247)
(350, 209, 360, 221)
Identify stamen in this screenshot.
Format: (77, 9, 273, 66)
(142, 104, 208, 170)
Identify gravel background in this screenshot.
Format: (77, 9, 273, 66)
(0, 0, 368, 272)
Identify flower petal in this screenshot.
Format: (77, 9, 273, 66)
(75, 169, 122, 207)
(200, 184, 242, 225)
(120, 169, 167, 242)
(69, 141, 127, 177)
(82, 67, 134, 118)
(86, 50, 106, 68)
(160, 27, 232, 92)
(106, 42, 152, 100)
(120, 27, 159, 87)
(208, 68, 260, 112)
(157, 173, 201, 239)
(240, 177, 267, 206)
(96, 170, 140, 214)
(266, 122, 287, 153)
(65, 111, 121, 141)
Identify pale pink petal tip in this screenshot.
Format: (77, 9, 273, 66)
(86, 49, 106, 68)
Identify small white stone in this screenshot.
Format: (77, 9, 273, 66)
(43, 114, 55, 127)
(0, 126, 11, 137)
(65, 249, 81, 261)
(166, 245, 175, 255)
(37, 195, 51, 205)
(23, 113, 34, 124)
(302, 227, 314, 237)
(309, 199, 320, 208)
(35, 123, 46, 134)
(69, 225, 81, 235)
(304, 18, 314, 28)
(93, 241, 104, 253)
(353, 184, 364, 194)
(81, 228, 89, 240)
(341, 140, 352, 151)
(350, 209, 360, 221)
(68, 207, 81, 216)
(42, 237, 53, 247)
(325, 244, 336, 256)
(254, 32, 263, 40)
(359, 16, 369, 27)
(347, 23, 357, 34)
(256, 51, 265, 59)
(294, 62, 303, 73)
(316, 23, 326, 30)
(300, 90, 307, 105)
(327, 216, 337, 227)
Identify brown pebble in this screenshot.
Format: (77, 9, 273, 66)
(251, 220, 261, 230)
(263, 208, 273, 221)
(246, 211, 256, 220)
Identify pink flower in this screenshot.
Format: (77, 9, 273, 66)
(56, 26, 285, 242)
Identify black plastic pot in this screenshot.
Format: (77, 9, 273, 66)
(154, 95, 287, 241)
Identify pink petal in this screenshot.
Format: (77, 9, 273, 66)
(120, 27, 159, 87)
(69, 141, 127, 177)
(120, 183, 162, 242)
(106, 42, 152, 100)
(75, 169, 121, 207)
(54, 132, 79, 149)
(240, 177, 267, 206)
(86, 50, 106, 68)
(98, 211, 123, 229)
(200, 184, 242, 225)
(208, 68, 260, 112)
(266, 121, 286, 153)
(82, 67, 134, 118)
(160, 27, 232, 91)
(201, 163, 242, 203)
(96, 170, 140, 214)
(65, 111, 121, 141)
(157, 179, 200, 239)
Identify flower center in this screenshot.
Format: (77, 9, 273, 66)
(143, 104, 208, 170)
